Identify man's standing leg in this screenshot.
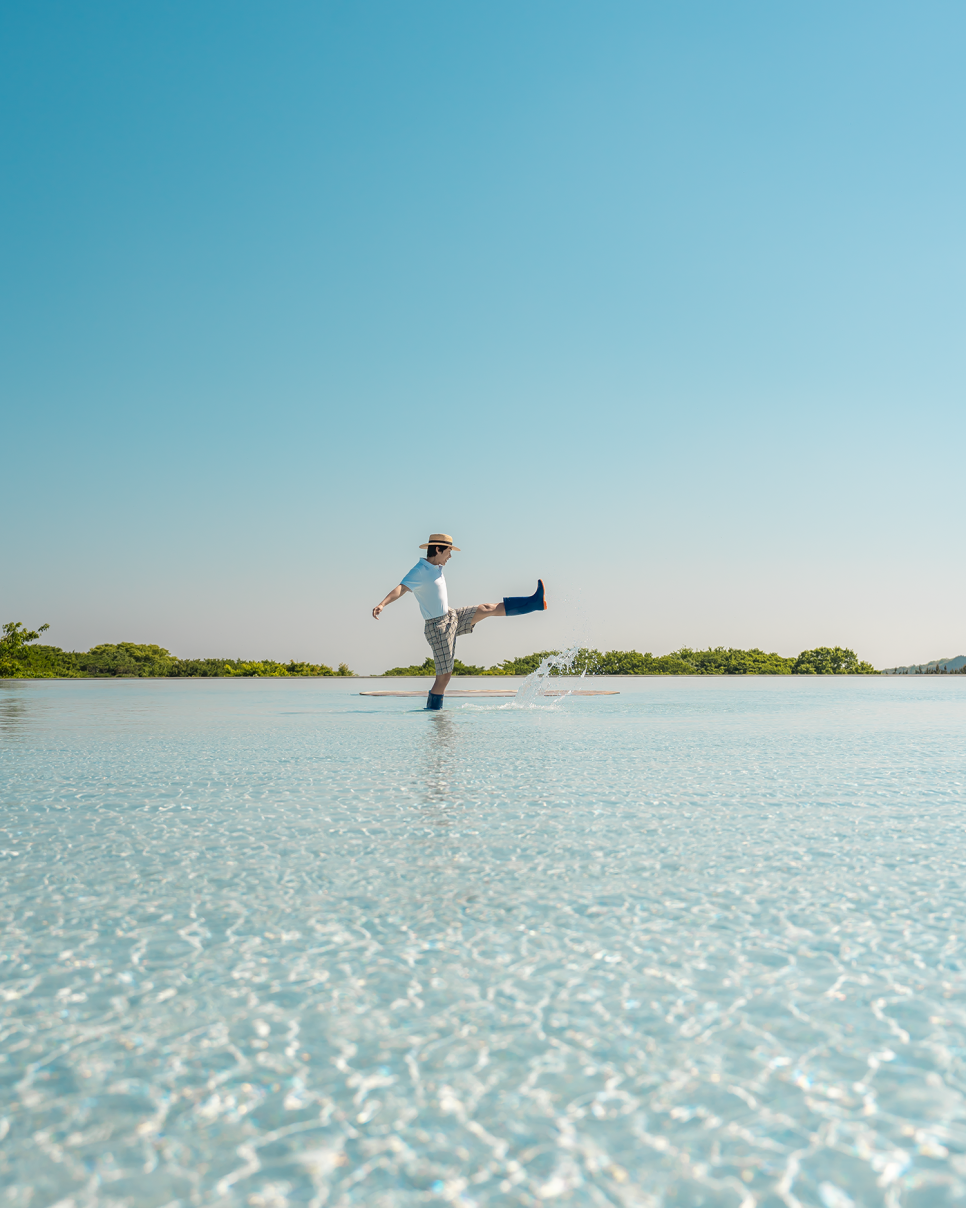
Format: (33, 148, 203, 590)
(424, 611, 460, 709)
(425, 605, 483, 708)
(429, 670, 451, 699)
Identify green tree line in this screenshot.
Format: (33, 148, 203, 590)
(0, 623, 355, 679)
(384, 645, 879, 676)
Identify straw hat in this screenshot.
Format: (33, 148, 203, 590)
(419, 533, 461, 551)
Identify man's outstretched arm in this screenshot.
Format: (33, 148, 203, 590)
(372, 584, 410, 619)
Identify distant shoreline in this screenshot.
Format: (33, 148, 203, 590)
(11, 672, 963, 683)
(1, 630, 885, 679)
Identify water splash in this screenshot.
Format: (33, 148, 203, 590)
(501, 645, 588, 709)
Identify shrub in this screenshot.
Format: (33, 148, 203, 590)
(383, 656, 486, 676)
(792, 647, 878, 675)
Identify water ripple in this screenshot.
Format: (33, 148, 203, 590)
(1, 676, 965, 1206)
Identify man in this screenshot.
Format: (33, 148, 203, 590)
(372, 533, 546, 709)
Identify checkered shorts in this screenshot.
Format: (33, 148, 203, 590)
(424, 606, 478, 676)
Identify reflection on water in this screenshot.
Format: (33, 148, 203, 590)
(0, 689, 31, 738)
(421, 711, 462, 812)
(1, 676, 966, 1206)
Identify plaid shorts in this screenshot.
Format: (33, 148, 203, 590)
(424, 606, 478, 676)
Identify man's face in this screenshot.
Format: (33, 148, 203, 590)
(431, 546, 453, 566)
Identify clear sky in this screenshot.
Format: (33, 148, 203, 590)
(3, 0, 964, 673)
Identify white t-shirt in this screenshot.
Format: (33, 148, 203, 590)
(401, 559, 449, 621)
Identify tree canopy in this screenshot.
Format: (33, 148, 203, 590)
(382, 645, 880, 676)
(0, 621, 52, 677)
(0, 623, 355, 678)
(1, 621, 880, 680)
(790, 646, 877, 675)
(383, 656, 487, 676)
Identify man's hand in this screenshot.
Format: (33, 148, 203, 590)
(372, 584, 408, 619)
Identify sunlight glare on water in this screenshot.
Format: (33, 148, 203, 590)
(2, 675, 966, 1207)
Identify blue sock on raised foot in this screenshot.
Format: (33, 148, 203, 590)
(426, 692, 445, 710)
(503, 579, 547, 617)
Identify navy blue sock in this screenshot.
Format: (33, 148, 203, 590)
(426, 692, 445, 710)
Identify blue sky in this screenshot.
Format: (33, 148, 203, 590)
(3, 0, 964, 672)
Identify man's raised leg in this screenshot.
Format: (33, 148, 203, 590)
(471, 603, 506, 624)
(427, 587, 545, 709)
(472, 581, 547, 623)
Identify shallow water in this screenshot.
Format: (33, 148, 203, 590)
(2, 675, 966, 1207)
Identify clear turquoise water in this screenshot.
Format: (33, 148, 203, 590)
(2, 675, 966, 1208)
